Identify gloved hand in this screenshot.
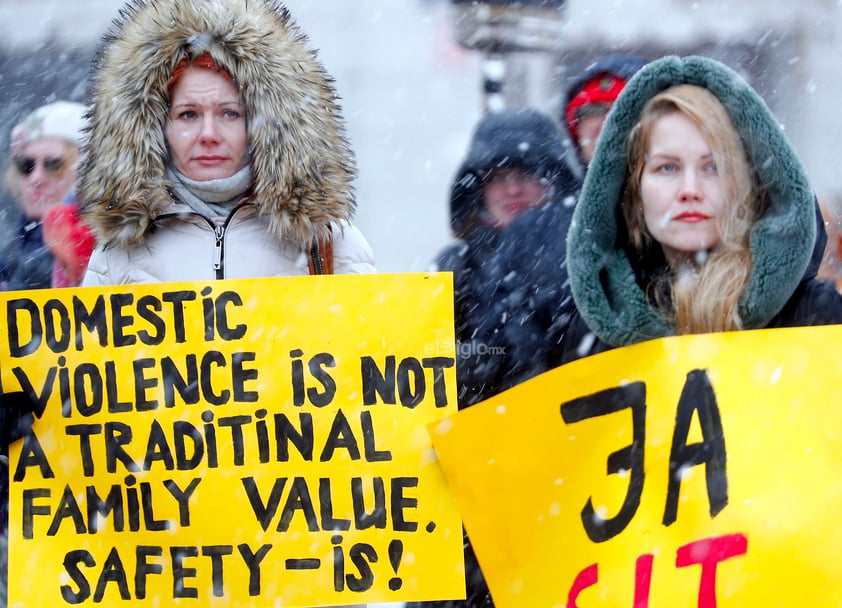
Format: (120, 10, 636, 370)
(0, 391, 37, 460)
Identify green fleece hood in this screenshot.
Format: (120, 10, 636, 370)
(566, 55, 816, 347)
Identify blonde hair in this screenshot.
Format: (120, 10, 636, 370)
(622, 84, 765, 334)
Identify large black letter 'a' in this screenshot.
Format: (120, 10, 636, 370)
(663, 369, 728, 526)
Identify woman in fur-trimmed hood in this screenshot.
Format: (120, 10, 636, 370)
(80, 0, 375, 284)
(560, 55, 842, 364)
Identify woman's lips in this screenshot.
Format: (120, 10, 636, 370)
(674, 211, 710, 223)
(506, 203, 531, 214)
(194, 155, 227, 165)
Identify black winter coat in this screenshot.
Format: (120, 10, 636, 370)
(436, 227, 512, 407)
(490, 199, 579, 384)
(0, 218, 54, 291)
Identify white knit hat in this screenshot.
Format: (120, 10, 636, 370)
(10, 101, 87, 156)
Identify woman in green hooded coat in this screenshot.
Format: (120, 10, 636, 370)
(561, 55, 842, 364)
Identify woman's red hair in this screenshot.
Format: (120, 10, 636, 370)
(168, 52, 235, 92)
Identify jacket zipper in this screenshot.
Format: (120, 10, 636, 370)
(155, 198, 255, 281)
(213, 224, 226, 280)
(209, 208, 247, 280)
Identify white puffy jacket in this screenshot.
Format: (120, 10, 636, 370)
(83, 201, 374, 286)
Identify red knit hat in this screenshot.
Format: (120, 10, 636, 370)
(564, 73, 627, 145)
(168, 52, 235, 93)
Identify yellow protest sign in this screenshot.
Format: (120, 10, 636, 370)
(430, 326, 842, 607)
(2, 273, 464, 607)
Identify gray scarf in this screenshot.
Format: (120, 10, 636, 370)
(168, 165, 253, 219)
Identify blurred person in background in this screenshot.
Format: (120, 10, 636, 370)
(0, 100, 90, 608)
(431, 108, 579, 410)
(489, 54, 649, 388)
(419, 108, 579, 608)
(0, 101, 87, 290)
(563, 53, 650, 170)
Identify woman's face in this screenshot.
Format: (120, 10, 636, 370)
(13, 137, 78, 220)
(639, 111, 726, 265)
(482, 167, 550, 229)
(166, 66, 249, 182)
(574, 103, 612, 166)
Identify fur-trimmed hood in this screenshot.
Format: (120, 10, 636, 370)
(80, 0, 356, 247)
(566, 55, 820, 347)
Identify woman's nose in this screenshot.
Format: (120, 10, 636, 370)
(199, 117, 221, 142)
(678, 170, 702, 201)
(503, 178, 524, 193)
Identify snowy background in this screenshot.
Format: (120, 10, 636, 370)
(1, 0, 841, 272)
(2, 2, 842, 607)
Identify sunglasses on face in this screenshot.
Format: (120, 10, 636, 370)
(13, 156, 66, 177)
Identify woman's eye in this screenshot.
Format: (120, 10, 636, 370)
(177, 110, 198, 120)
(656, 162, 678, 173)
(223, 109, 242, 119)
(702, 161, 718, 175)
